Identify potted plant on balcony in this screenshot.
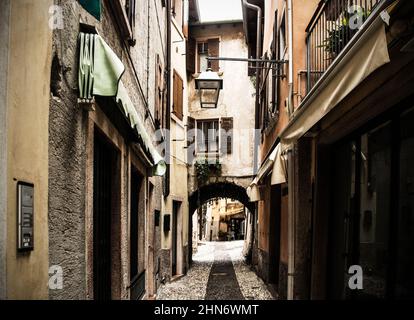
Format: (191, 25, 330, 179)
(194, 158, 222, 186)
(320, 7, 369, 59)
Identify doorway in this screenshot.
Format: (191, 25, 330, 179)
(93, 129, 118, 300)
(172, 201, 182, 276)
(130, 166, 145, 300)
(327, 103, 414, 299)
(268, 185, 281, 285)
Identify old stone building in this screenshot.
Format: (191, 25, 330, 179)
(159, 0, 192, 284)
(3, 0, 414, 303)
(185, 12, 257, 265)
(47, 0, 168, 300)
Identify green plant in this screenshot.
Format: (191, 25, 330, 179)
(320, 24, 352, 58)
(194, 159, 222, 185)
(319, 8, 370, 58)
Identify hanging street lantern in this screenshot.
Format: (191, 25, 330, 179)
(195, 68, 223, 108)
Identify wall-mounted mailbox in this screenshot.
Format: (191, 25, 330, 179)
(17, 182, 34, 251)
(163, 214, 171, 233)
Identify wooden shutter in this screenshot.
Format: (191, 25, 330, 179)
(221, 117, 233, 154)
(186, 38, 196, 74)
(173, 71, 177, 116)
(208, 38, 220, 71)
(173, 70, 183, 120)
(171, 0, 176, 14)
(183, 0, 189, 39)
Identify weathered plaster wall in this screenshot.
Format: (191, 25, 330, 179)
(6, 0, 53, 299)
(161, 15, 190, 278)
(0, 0, 10, 301)
(187, 23, 256, 193)
(49, 0, 165, 299)
(48, 1, 88, 299)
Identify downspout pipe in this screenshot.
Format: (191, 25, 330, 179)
(287, 0, 295, 300)
(242, 0, 262, 175)
(166, 1, 171, 140)
(287, 0, 293, 116)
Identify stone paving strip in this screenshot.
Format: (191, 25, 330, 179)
(157, 241, 275, 300)
(227, 241, 274, 300)
(156, 242, 215, 300)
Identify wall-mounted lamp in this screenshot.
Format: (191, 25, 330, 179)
(195, 68, 223, 109)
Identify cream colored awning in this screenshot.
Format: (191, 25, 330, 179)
(247, 144, 287, 202)
(280, 16, 390, 147)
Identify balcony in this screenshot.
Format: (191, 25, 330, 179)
(306, 0, 382, 93)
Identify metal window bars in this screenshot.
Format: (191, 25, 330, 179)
(306, 0, 381, 93)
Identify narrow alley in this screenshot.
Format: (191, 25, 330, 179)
(1, 0, 414, 305)
(157, 241, 274, 300)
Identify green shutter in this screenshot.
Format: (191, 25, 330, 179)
(79, 0, 101, 21)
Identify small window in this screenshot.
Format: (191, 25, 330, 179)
(198, 42, 209, 72)
(279, 12, 287, 59)
(195, 117, 233, 155)
(196, 119, 219, 154)
(110, 0, 136, 45)
(197, 38, 220, 72)
(172, 0, 183, 28)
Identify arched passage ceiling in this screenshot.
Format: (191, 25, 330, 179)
(188, 182, 254, 214)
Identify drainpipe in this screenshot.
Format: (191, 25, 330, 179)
(166, 0, 171, 152)
(146, 0, 150, 104)
(287, 0, 295, 300)
(242, 0, 262, 175)
(287, 0, 293, 117)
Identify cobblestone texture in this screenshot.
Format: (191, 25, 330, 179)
(157, 241, 274, 300)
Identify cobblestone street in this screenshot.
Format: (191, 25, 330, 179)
(157, 241, 275, 300)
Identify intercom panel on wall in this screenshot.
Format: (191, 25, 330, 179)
(17, 182, 34, 251)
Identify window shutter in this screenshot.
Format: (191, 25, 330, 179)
(171, 0, 176, 14)
(178, 75, 183, 119)
(183, 0, 189, 39)
(155, 55, 163, 127)
(187, 116, 196, 163)
(272, 10, 279, 113)
(173, 71, 178, 116)
(186, 38, 196, 74)
(208, 38, 220, 71)
(172, 70, 183, 120)
(221, 117, 233, 154)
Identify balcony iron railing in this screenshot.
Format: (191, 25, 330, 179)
(306, 0, 382, 93)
